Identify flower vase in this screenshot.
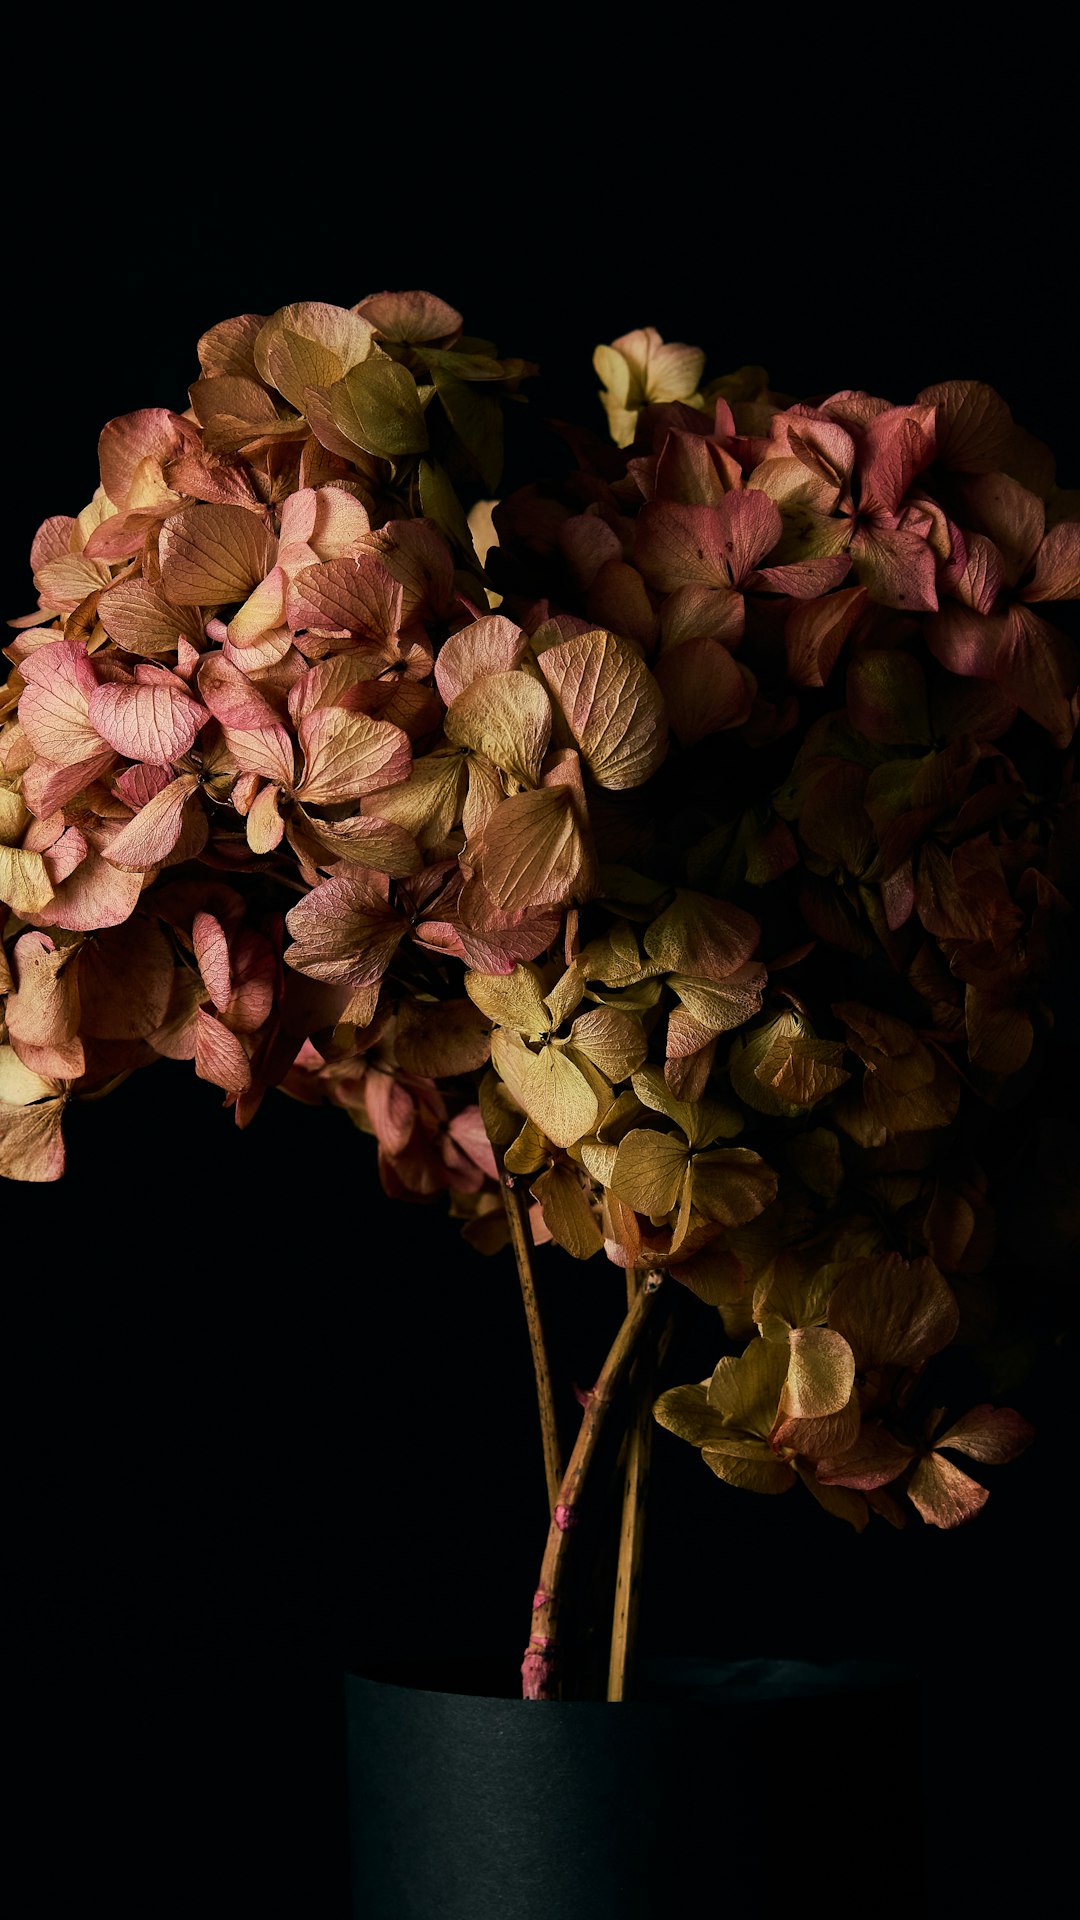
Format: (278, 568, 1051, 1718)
(344, 1656, 925, 1919)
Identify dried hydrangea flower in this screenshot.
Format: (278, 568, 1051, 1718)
(3, 300, 1070, 1543)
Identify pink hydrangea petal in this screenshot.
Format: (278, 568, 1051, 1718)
(286, 553, 404, 640)
(198, 654, 284, 730)
(18, 638, 101, 766)
(88, 677, 208, 764)
(35, 840, 145, 931)
(194, 1008, 252, 1096)
(856, 405, 937, 518)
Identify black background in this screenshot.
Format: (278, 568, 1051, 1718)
(5, 124, 1075, 1917)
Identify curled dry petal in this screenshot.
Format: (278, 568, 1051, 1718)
(532, 1163, 604, 1260)
(961, 472, 1044, 584)
(464, 963, 550, 1036)
(224, 930, 275, 1033)
(816, 1425, 915, 1490)
(98, 579, 201, 656)
(856, 405, 937, 517)
(850, 524, 939, 612)
(566, 1006, 647, 1081)
(362, 748, 466, 849)
(243, 784, 283, 855)
(102, 774, 202, 869)
(354, 291, 463, 345)
(34, 838, 145, 932)
(690, 1148, 778, 1227)
(193, 911, 232, 1010)
(643, 890, 760, 980)
(0, 1044, 65, 1182)
(7, 931, 80, 1054)
(299, 810, 420, 875)
(198, 656, 283, 731)
(394, 999, 492, 1077)
(707, 1336, 789, 1435)
(98, 409, 192, 510)
(0, 843, 55, 917)
(1022, 519, 1080, 602)
(594, 328, 705, 446)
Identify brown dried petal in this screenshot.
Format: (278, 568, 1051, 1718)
(537, 628, 668, 790)
(828, 1253, 959, 1372)
(394, 998, 491, 1077)
(907, 1452, 988, 1528)
(296, 708, 411, 805)
(98, 579, 202, 657)
(0, 1082, 66, 1181)
(643, 890, 760, 981)
(477, 786, 585, 912)
(284, 871, 404, 989)
(159, 505, 276, 607)
(933, 1405, 1034, 1464)
(531, 1163, 604, 1260)
(690, 1147, 778, 1227)
(194, 1008, 251, 1096)
(78, 918, 174, 1038)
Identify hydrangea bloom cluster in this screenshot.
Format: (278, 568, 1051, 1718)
(4, 305, 1075, 1539)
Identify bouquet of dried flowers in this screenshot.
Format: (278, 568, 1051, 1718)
(3, 295, 1075, 1701)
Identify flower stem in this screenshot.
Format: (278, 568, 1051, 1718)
(501, 1179, 563, 1513)
(522, 1273, 664, 1702)
(606, 1274, 671, 1703)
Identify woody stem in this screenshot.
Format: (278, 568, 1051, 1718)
(501, 1179, 563, 1513)
(606, 1273, 671, 1703)
(522, 1274, 664, 1702)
